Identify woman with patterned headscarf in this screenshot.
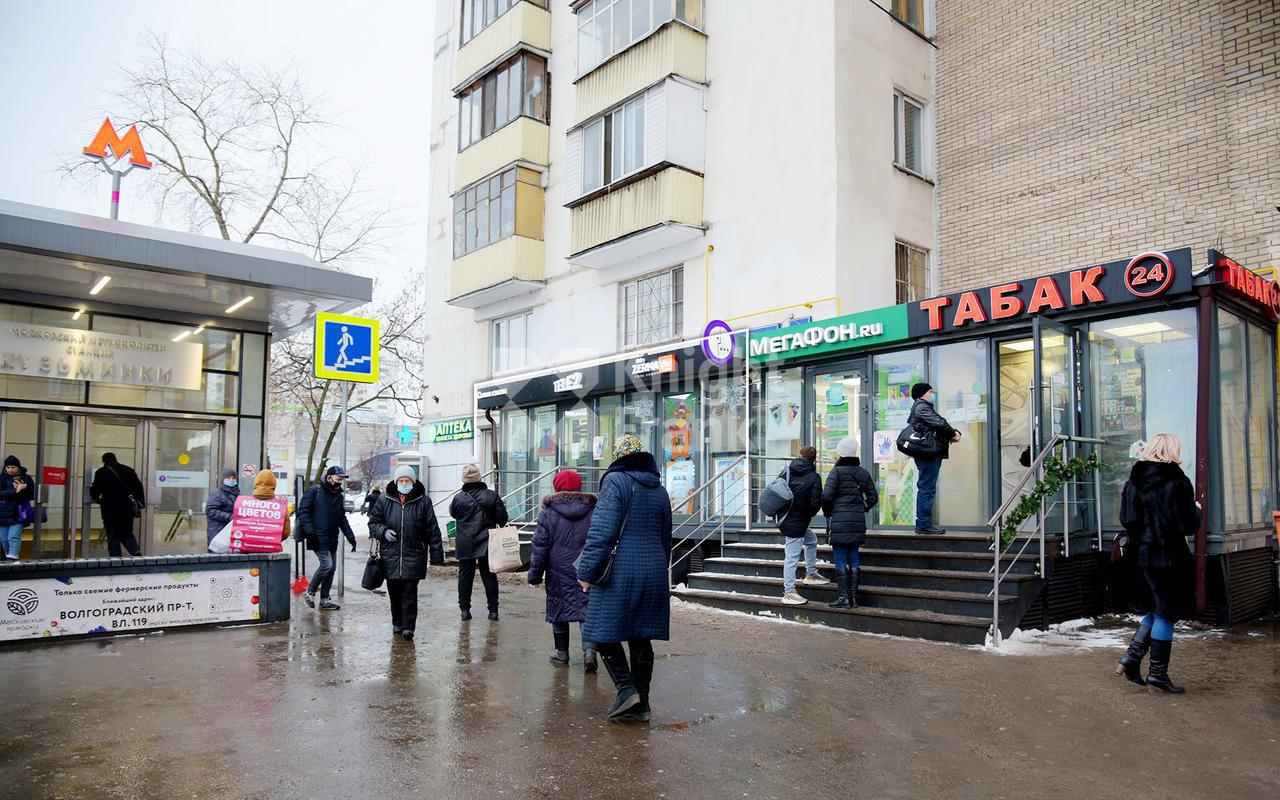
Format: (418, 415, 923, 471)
(576, 434, 672, 724)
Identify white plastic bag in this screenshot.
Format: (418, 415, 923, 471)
(208, 521, 233, 554)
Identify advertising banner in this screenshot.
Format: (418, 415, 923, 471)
(0, 569, 259, 641)
(229, 496, 287, 553)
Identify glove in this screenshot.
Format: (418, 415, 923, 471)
(384, 530, 397, 543)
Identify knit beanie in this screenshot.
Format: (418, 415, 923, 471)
(552, 469, 582, 493)
(221, 467, 238, 480)
(836, 436, 860, 459)
(910, 382, 933, 401)
(4, 455, 20, 468)
(394, 465, 416, 482)
(462, 464, 483, 483)
(613, 434, 645, 459)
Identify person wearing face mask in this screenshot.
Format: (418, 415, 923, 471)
(295, 465, 357, 610)
(369, 465, 444, 640)
(205, 468, 240, 550)
(907, 383, 960, 535)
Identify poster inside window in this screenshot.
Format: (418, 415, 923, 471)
(873, 349, 924, 525)
(662, 393, 697, 514)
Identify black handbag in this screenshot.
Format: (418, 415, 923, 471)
(577, 477, 634, 589)
(895, 423, 941, 459)
(361, 539, 385, 591)
(106, 465, 144, 518)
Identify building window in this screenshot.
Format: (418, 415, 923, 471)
(458, 52, 548, 151)
(891, 0, 925, 32)
(620, 266, 683, 348)
(461, 0, 548, 45)
(894, 241, 928, 303)
(580, 94, 645, 195)
(576, 0, 702, 74)
(1217, 310, 1276, 527)
(893, 91, 925, 176)
(492, 311, 532, 374)
(453, 167, 517, 258)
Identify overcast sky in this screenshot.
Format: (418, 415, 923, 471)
(0, 1, 435, 283)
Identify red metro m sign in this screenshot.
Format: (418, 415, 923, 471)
(908, 249, 1192, 336)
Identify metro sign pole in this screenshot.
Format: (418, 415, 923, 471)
(82, 118, 153, 219)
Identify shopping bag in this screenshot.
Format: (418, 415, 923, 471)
(487, 526, 523, 573)
(208, 521, 233, 554)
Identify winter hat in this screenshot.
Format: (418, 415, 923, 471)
(836, 436, 860, 459)
(552, 469, 582, 493)
(910, 382, 933, 401)
(221, 467, 238, 480)
(4, 455, 20, 468)
(394, 465, 416, 482)
(252, 469, 277, 497)
(325, 465, 348, 478)
(461, 463, 483, 483)
(613, 434, 645, 459)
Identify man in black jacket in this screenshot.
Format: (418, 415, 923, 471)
(295, 465, 357, 610)
(907, 383, 960, 535)
(779, 446, 827, 605)
(89, 452, 144, 557)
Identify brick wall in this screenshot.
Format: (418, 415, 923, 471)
(936, 1, 1279, 290)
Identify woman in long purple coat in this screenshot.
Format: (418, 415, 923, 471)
(528, 469, 597, 672)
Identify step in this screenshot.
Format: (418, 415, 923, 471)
(673, 586, 990, 645)
(727, 529, 1012, 554)
(686, 572, 1018, 618)
(701, 557, 1035, 593)
(719, 543, 1040, 574)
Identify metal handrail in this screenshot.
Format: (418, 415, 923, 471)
(988, 434, 1105, 646)
(431, 468, 496, 511)
(987, 434, 1106, 526)
(668, 455, 748, 584)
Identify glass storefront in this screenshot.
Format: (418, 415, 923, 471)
(1090, 309, 1198, 528)
(661, 392, 698, 514)
(812, 367, 865, 477)
(929, 339, 990, 527)
(873, 349, 924, 526)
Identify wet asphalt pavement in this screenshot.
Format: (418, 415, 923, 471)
(0, 547, 1276, 800)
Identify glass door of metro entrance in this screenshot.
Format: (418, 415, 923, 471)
(147, 420, 221, 555)
(35, 412, 74, 559)
(82, 417, 144, 558)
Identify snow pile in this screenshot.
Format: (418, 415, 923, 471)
(986, 618, 1129, 654)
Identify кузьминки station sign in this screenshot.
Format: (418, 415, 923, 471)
(747, 306, 910, 364)
(0, 322, 204, 390)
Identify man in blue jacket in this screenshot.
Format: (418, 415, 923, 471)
(295, 465, 357, 610)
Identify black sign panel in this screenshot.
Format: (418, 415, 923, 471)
(907, 248, 1193, 337)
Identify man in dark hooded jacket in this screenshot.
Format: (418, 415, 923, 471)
(779, 446, 827, 605)
(907, 383, 959, 534)
(295, 465, 357, 610)
(89, 452, 144, 557)
(205, 468, 240, 548)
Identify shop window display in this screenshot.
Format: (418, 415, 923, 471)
(1246, 323, 1275, 523)
(662, 393, 697, 514)
(812, 369, 864, 477)
(928, 339, 990, 527)
(873, 349, 924, 526)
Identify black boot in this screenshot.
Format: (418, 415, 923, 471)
(1146, 639, 1185, 694)
(583, 644, 598, 673)
(598, 645, 640, 718)
(625, 645, 654, 723)
(1116, 623, 1151, 685)
(828, 571, 851, 609)
(550, 626, 570, 666)
(848, 567, 860, 609)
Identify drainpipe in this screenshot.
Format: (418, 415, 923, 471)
(485, 408, 500, 493)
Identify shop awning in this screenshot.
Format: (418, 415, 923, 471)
(0, 200, 372, 337)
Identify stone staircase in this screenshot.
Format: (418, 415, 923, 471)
(672, 527, 1046, 645)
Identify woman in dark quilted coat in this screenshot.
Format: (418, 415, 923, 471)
(528, 469, 597, 672)
(1115, 433, 1199, 694)
(576, 435, 672, 724)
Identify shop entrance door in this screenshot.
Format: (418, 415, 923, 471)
(146, 420, 221, 555)
(1032, 316, 1084, 534)
(808, 362, 870, 478)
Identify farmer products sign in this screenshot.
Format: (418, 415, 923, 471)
(748, 306, 909, 364)
(0, 569, 259, 641)
(0, 322, 204, 390)
(427, 417, 474, 443)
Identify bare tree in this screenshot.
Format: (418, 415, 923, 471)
(60, 33, 423, 485)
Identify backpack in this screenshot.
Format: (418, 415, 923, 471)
(757, 465, 794, 519)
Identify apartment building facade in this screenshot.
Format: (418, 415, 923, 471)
(420, 0, 937, 501)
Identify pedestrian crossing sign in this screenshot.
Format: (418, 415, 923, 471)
(313, 312, 380, 383)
